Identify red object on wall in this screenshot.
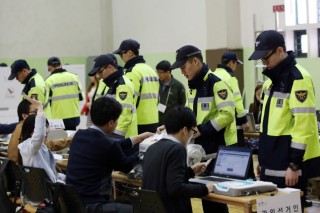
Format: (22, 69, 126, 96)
(273, 5, 285, 12)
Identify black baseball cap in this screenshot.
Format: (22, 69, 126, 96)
(113, 39, 140, 54)
(248, 30, 285, 60)
(221, 52, 243, 64)
(47, 57, 61, 66)
(171, 45, 202, 69)
(8, 59, 30, 80)
(88, 54, 117, 76)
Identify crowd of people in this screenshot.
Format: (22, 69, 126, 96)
(1, 30, 320, 213)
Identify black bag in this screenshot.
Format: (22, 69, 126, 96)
(36, 182, 62, 213)
(0, 160, 16, 213)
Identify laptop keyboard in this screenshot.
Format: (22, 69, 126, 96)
(200, 177, 231, 182)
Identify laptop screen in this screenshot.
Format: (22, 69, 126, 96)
(212, 146, 252, 180)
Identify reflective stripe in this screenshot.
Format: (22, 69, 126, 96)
(132, 107, 136, 113)
(114, 129, 125, 136)
(141, 76, 159, 83)
(264, 88, 269, 96)
(233, 91, 241, 96)
(121, 103, 134, 109)
(188, 98, 194, 103)
(291, 107, 315, 114)
(236, 112, 246, 118)
(134, 91, 141, 97)
(236, 126, 242, 130)
(50, 81, 78, 89)
(140, 93, 158, 100)
(198, 97, 214, 103)
(51, 94, 79, 101)
(44, 102, 49, 109)
(105, 94, 116, 99)
(210, 120, 222, 131)
(272, 91, 290, 99)
(291, 141, 307, 150)
(216, 101, 235, 110)
(265, 169, 302, 177)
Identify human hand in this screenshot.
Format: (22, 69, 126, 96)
(206, 183, 214, 193)
(285, 167, 299, 186)
(156, 125, 166, 134)
(23, 93, 43, 113)
(132, 132, 154, 145)
(191, 162, 207, 175)
(242, 122, 250, 132)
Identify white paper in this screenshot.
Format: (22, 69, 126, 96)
(157, 103, 167, 113)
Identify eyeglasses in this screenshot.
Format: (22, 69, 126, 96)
(191, 128, 198, 135)
(260, 48, 277, 64)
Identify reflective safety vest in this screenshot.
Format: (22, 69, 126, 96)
(45, 69, 83, 119)
(259, 55, 320, 180)
(214, 65, 247, 126)
(187, 69, 236, 154)
(97, 75, 138, 138)
(125, 63, 159, 125)
(22, 69, 51, 118)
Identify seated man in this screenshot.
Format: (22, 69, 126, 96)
(66, 96, 152, 213)
(8, 99, 72, 164)
(142, 106, 213, 213)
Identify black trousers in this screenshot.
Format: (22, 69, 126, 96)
(86, 202, 133, 213)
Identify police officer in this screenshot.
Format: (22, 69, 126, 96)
(88, 54, 137, 139)
(171, 45, 236, 213)
(249, 30, 320, 208)
(214, 52, 249, 147)
(45, 57, 83, 130)
(8, 59, 49, 115)
(114, 39, 159, 133)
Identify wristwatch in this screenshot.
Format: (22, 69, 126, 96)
(288, 163, 299, 171)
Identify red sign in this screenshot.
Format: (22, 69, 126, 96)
(273, 5, 285, 12)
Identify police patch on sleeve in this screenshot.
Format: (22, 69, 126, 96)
(119, 92, 127, 100)
(295, 90, 308, 103)
(30, 94, 38, 100)
(217, 89, 228, 100)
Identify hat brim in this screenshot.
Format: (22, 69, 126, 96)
(170, 60, 187, 70)
(237, 59, 243, 65)
(88, 67, 100, 76)
(8, 72, 16, 80)
(248, 50, 269, 60)
(113, 49, 122, 54)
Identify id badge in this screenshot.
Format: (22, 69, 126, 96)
(158, 103, 167, 113)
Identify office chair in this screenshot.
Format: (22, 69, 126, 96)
(19, 166, 50, 213)
(0, 158, 22, 213)
(46, 180, 86, 213)
(123, 186, 166, 213)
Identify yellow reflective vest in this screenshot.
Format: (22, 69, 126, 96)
(259, 53, 320, 180)
(186, 66, 236, 154)
(95, 71, 138, 138)
(214, 65, 247, 125)
(124, 56, 159, 126)
(45, 68, 83, 120)
(22, 69, 51, 118)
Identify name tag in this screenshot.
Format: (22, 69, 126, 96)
(158, 103, 167, 113)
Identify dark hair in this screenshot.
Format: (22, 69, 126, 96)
(0, 63, 8, 67)
(164, 106, 196, 134)
(250, 84, 263, 114)
(20, 114, 49, 143)
(17, 99, 32, 121)
(86, 76, 99, 94)
(132, 50, 139, 56)
(90, 97, 122, 126)
(156, 60, 171, 72)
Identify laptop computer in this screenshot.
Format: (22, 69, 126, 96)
(246, 113, 256, 132)
(189, 146, 253, 184)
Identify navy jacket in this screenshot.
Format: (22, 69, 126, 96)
(66, 128, 138, 204)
